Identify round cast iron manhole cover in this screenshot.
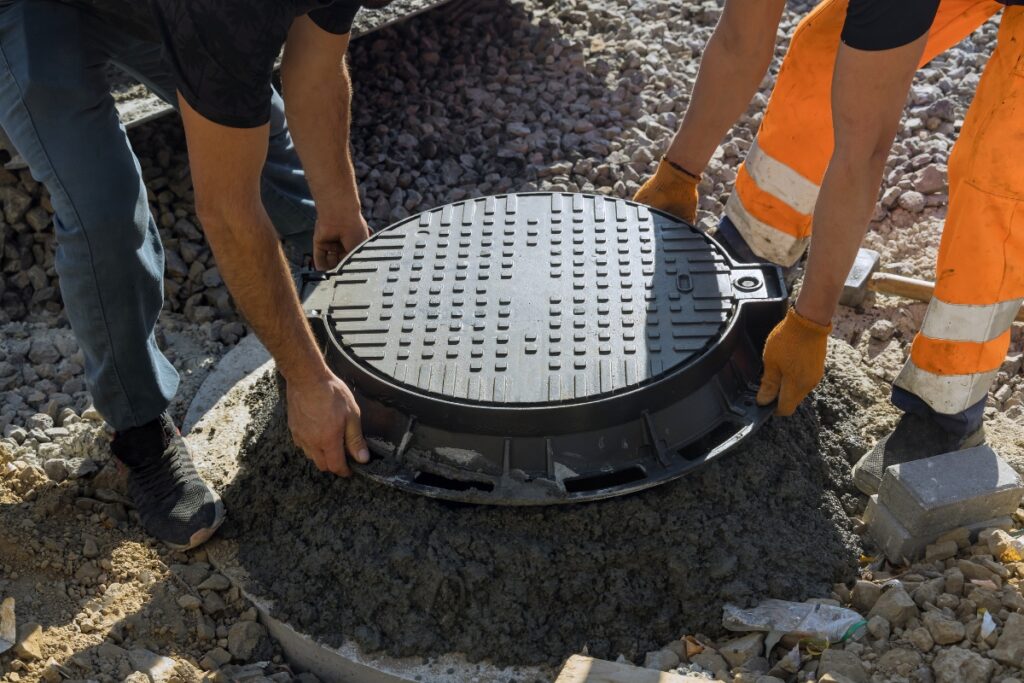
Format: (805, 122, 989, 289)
(303, 193, 786, 504)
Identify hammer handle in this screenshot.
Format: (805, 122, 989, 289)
(868, 273, 1024, 323)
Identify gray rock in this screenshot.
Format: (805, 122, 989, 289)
(13, 622, 43, 661)
(176, 594, 202, 611)
(945, 567, 965, 595)
(226, 621, 271, 661)
(851, 580, 882, 613)
(27, 339, 60, 366)
(26, 413, 53, 431)
(718, 633, 763, 668)
(505, 122, 531, 137)
(867, 614, 890, 640)
(913, 577, 946, 607)
(165, 250, 188, 279)
(931, 646, 994, 683)
(925, 539, 958, 562)
(690, 651, 729, 678)
(990, 611, 1024, 668)
(817, 648, 868, 683)
(642, 648, 679, 671)
(200, 646, 231, 670)
(5, 426, 26, 444)
(909, 626, 934, 652)
(898, 190, 926, 213)
(867, 584, 918, 627)
(923, 609, 965, 645)
(868, 319, 896, 342)
(913, 164, 947, 194)
(42, 458, 68, 483)
(0, 186, 31, 223)
(171, 563, 210, 586)
(925, 98, 957, 122)
(197, 574, 231, 592)
(876, 648, 922, 677)
(201, 267, 222, 288)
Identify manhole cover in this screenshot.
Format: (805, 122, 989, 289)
(303, 193, 787, 504)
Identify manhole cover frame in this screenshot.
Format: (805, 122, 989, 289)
(304, 193, 787, 505)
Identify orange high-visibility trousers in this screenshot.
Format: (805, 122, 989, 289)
(727, 0, 1004, 267)
(895, 6, 1024, 416)
(729, 0, 1024, 419)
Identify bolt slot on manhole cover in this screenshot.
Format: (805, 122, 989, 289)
(304, 193, 786, 505)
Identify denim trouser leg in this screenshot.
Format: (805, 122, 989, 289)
(0, 1, 176, 430)
(0, 1, 316, 430)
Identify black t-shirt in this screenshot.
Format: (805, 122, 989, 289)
(843, 0, 1022, 51)
(152, 0, 377, 128)
(68, 0, 158, 40)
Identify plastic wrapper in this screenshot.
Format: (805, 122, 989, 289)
(723, 599, 867, 643)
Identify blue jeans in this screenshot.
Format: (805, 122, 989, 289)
(0, 0, 316, 431)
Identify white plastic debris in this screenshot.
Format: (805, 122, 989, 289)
(723, 599, 867, 643)
(0, 597, 15, 654)
(981, 610, 998, 639)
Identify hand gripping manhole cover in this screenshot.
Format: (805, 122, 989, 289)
(303, 193, 787, 504)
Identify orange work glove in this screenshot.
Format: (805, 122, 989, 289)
(633, 157, 701, 224)
(756, 307, 832, 416)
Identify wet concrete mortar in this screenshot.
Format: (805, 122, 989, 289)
(214, 342, 873, 668)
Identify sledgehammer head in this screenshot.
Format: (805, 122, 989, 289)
(840, 248, 881, 308)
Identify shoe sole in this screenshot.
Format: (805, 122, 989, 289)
(852, 460, 882, 497)
(165, 494, 227, 552)
(852, 426, 987, 497)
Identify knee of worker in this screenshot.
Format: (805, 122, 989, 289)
(52, 184, 164, 292)
(51, 164, 153, 251)
(935, 182, 1024, 305)
(948, 134, 1024, 203)
(17, 43, 109, 123)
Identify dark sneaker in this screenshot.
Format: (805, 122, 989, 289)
(852, 413, 986, 496)
(714, 215, 801, 286)
(111, 413, 225, 550)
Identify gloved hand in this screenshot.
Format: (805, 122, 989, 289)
(633, 157, 701, 224)
(756, 307, 832, 416)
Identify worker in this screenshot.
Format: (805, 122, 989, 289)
(149, 0, 399, 493)
(0, 0, 319, 548)
(637, 0, 1023, 494)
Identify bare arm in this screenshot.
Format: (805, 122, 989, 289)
(796, 36, 928, 325)
(178, 97, 368, 476)
(665, 0, 787, 174)
(756, 35, 929, 415)
(280, 16, 368, 270)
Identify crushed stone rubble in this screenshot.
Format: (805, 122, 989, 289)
(0, 0, 1022, 680)
(637, 520, 1024, 683)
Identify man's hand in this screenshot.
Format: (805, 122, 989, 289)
(314, 212, 370, 270)
(756, 307, 832, 416)
(286, 369, 370, 476)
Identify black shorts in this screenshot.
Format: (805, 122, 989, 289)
(842, 0, 941, 51)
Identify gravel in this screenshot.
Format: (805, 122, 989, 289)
(641, 519, 1024, 683)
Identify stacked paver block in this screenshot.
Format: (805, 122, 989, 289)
(864, 446, 1024, 562)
